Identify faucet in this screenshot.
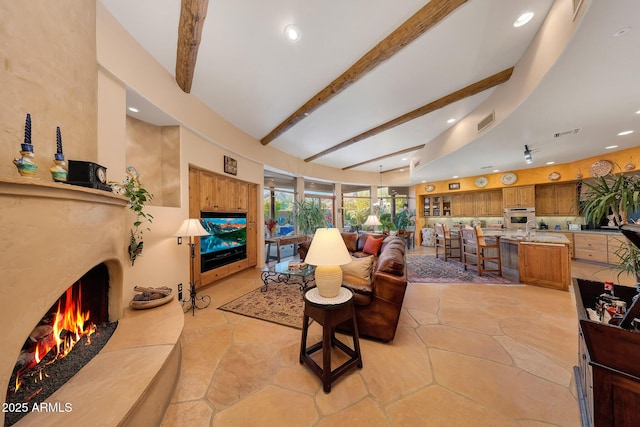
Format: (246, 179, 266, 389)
(525, 220, 537, 237)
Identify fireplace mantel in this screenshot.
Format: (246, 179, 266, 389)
(0, 175, 128, 206)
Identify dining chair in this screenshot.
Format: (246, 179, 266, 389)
(460, 226, 502, 276)
(434, 223, 461, 261)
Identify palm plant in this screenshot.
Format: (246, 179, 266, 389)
(580, 170, 640, 281)
(294, 199, 327, 236)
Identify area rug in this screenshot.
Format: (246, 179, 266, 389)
(218, 281, 304, 329)
(406, 254, 516, 284)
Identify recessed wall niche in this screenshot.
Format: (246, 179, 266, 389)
(125, 116, 180, 207)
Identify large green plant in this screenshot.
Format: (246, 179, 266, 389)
(581, 171, 640, 280)
(294, 199, 327, 235)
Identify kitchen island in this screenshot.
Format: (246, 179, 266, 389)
(483, 230, 571, 291)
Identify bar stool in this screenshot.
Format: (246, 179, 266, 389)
(299, 287, 363, 393)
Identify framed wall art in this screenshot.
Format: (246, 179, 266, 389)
(224, 156, 237, 175)
(448, 182, 460, 190)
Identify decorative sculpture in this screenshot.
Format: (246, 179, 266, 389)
(50, 126, 68, 182)
(13, 113, 38, 177)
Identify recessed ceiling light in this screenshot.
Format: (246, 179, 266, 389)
(618, 130, 634, 136)
(421, 180, 426, 183)
(546, 161, 555, 165)
(493, 169, 500, 173)
(636, 110, 640, 115)
(452, 175, 459, 179)
(513, 12, 534, 28)
(614, 27, 631, 37)
(399, 169, 404, 172)
(402, 157, 408, 161)
(128, 107, 139, 113)
(447, 118, 456, 124)
(606, 145, 619, 149)
(284, 24, 301, 42)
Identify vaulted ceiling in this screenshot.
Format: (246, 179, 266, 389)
(102, 0, 640, 185)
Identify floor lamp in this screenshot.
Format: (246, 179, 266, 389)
(175, 218, 211, 316)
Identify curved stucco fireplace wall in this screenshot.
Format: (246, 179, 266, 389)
(0, 178, 128, 408)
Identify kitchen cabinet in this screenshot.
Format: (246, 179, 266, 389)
(451, 193, 474, 216)
(574, 233, 609, 263)
(502, 185, 535, 208)
(535, 183, 578, 215)
(518, 241, 570, 291)
(475, 190, 502, 216)
(607, 234, 627, 265)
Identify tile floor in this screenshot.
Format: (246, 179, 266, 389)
(160, 245, 634, 427)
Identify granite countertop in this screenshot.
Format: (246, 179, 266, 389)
(482, 230, 570, 244)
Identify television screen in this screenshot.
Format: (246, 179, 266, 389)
(200, 213, 247, 255)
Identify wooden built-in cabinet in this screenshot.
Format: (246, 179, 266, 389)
(573, 232, 627, 265)
(535, 183, 578, 216)
(189, 166, 258, 287)
(423, 190, 502, 218)
(502, 185, 535, 208)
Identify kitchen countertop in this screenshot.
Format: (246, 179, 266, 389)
(481, 230, 570, 244)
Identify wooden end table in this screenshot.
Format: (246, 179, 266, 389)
(299, 287, 362, 393)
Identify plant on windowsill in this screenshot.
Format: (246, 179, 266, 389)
(110, 166, 154, 266)
(580, 168, 640, 283)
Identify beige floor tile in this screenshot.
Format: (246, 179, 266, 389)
(416, 324, 512, 364)
(386, 385, 518, 427)
(159, 245, 587, 426)
(211, 385, 318, 427)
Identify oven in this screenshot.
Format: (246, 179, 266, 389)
(504, 207, 536, 229)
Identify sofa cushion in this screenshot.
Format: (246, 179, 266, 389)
(363, 235, 384, 256)
(341, 232, 358, 253)
(377, 247, 405, 276)
(341, 255, 374, 281)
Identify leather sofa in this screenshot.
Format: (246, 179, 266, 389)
(298, 232, 407, 342)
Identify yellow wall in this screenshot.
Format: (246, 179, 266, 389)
(413, 146, 640, 197)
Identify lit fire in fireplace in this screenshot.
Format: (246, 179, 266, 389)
(14, 286, 95, 393)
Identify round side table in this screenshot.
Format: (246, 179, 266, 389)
(299, 287, 363, 393)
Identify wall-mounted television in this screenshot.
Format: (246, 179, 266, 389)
(200, 212, 247, 272)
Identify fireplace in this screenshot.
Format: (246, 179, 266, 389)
(0, 177, 128, 426)
(5, 264, 118, 426)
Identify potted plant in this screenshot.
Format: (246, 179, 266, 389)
(294, 199, 327, 236)
(580, 169, 640, 281)
(111, 166, 154, 265)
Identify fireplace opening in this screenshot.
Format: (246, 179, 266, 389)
(200, 212, 247, 272)
(4, 264, 118, 426)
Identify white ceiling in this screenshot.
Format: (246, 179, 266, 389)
(102, 0, 640, 185)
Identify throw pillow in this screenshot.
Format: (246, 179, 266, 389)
(341, 255, 374, 281)
(363, 236, 384, 256)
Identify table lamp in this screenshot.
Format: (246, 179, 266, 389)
(364, 214, 381, 231)
(304, 228, 352, 298)
(175, 218, 211, 315)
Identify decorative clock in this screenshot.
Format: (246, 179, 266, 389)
(424, 184, 435, 192)
(65, 160, 111, 191)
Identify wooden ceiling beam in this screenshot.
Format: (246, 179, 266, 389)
(306, 67, 514, 162)
(175, 0, 209, 93)
(260, 0, 468, 145)
(342, 144, 425, 170)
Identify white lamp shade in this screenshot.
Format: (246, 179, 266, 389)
(304, 228, 352, 266)
(364, 215, 382, 226)
(175, 218, 210, 237)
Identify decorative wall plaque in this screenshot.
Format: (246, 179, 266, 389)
(224, 156, 237, 175)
